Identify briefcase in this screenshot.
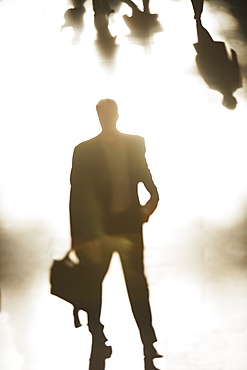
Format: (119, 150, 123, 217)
(50, 251, 87, 328)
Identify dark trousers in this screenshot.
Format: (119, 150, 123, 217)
(77, 233, 157, 346)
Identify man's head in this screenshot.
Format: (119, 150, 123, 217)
(96, 99, 119, 132)
(222, 93, 237, 110)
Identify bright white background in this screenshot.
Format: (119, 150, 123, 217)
(0, 1, 247, 370)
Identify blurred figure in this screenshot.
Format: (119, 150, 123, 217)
(122, 0, 161, 42)
(190, 0, 204, 20)
(98, 0, 153, 15)
(122, 0, 158, 17)
(93, 1, 118, 62)
(122, 0, 152, 14)
(61, 0, 86, 44)
(194, 21, 242, 109)
(93, 0, 116, 41)
(93, 0, 115, 16)
(69, 99, 162, 370)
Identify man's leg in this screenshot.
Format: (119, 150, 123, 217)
(76, 245, 112, 345)
(92, 0, 114, 15)
(118, 233, 160, 355)
(121, 0, 142, 12)
(142, 0, 150, 13)
(190, 0, 204, 20)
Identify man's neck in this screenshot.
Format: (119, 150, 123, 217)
(101, 129, 121, 146)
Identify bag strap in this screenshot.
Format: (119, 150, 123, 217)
(73, 306, 82, 328)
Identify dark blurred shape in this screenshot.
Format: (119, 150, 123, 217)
(107, 0, 162, 44)
(123, 9, 162, 45)
(121, 0, 149, 13)
(190, 0, 204, 21)
(94, 13, 119, 70)
(61, 0, 86, 44)
(93, 0, 115, 16)
(193, 21, 242, 109)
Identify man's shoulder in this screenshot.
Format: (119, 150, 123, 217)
(74, 135, 100, 152)
(121, 132, 144, 144)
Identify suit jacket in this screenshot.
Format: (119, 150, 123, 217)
(69, 132, 158, 242)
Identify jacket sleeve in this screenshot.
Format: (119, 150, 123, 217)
(135, 137, 159, 207)
(69, 146, 86, 243)
(69, 146, 103, 244)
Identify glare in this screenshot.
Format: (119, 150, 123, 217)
(0, 313, 24, 370)
(0, 0, 246, 233)
(0, 1, 247, 368)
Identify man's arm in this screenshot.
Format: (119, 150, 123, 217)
(141, 194, 159, 223)
(136, 137, 159, 222)
(69, 146, 93, 245)
(69, 146, 85, 245)
(70, 144, 104, 246)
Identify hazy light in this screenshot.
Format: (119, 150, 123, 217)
(0, 0, 246, 235)
(0, 1, 246, 369)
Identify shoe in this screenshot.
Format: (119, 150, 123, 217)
(91, 341, 112, 359)
(100, 343, 112, 359)
(144, 344, 162, 359)
(144, 357, 161, 370)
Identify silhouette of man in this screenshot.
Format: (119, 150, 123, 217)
(194, 21, 242, 109)
(61, 0, 86, 44)
(69, 99, 161, 369)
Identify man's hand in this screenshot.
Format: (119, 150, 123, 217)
(140, 205, 152, 223)
(140, 196, 159, 223)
